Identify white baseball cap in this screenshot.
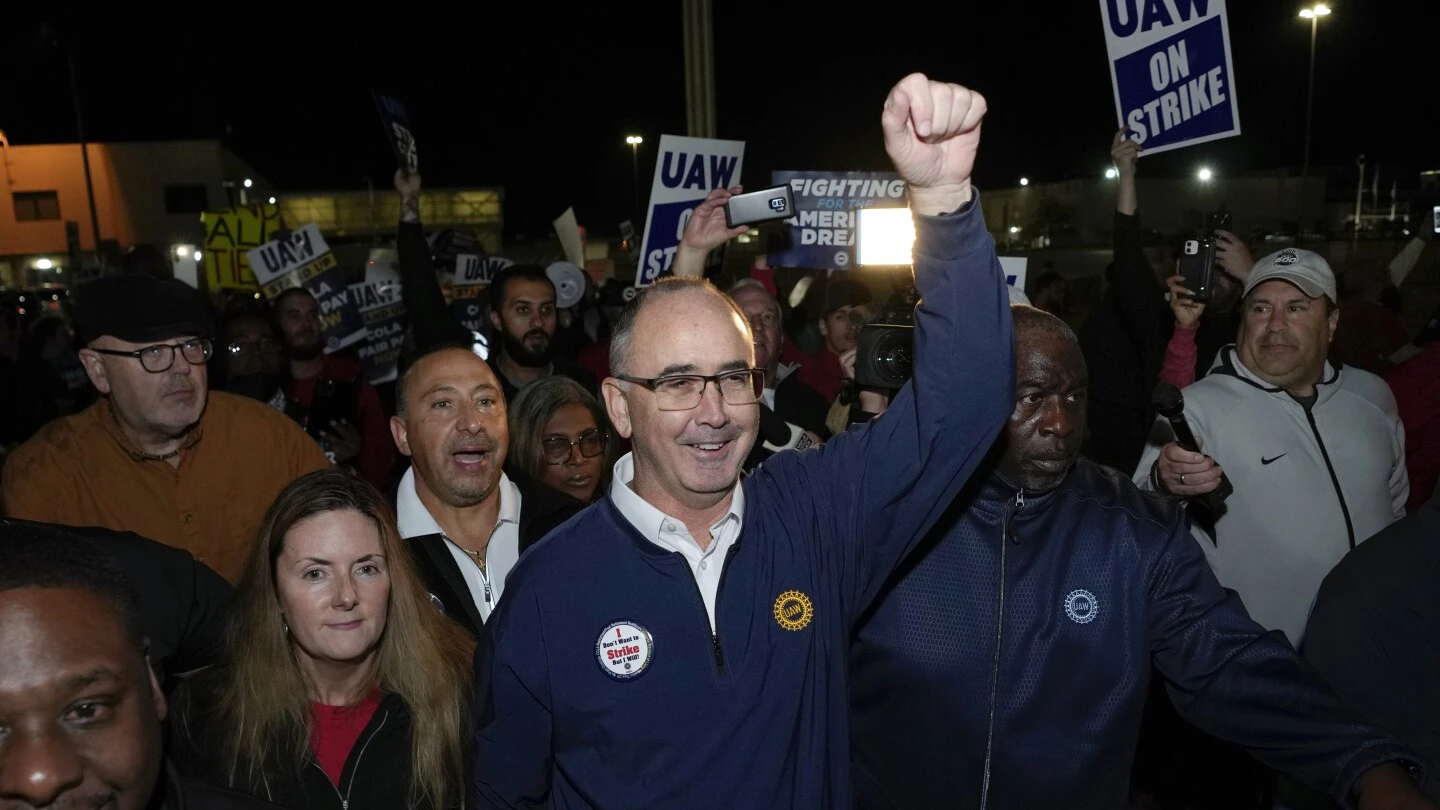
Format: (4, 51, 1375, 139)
(1244, 247, 1337, 303)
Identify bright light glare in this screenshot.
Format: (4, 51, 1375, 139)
(193, 250, 203, 261)
(1105, 167, 1118, 179)
(1197, 167, 1213, 181)
(857, 207, 915, 266)
(1008, 226, 1020, 234)
(1299, 4, 1330, 18)
(625, 135, 643, 145)
(35, 258, 53, 270)
(1019, 177, 1030, 186)
(268, 196, 277, 204)
(243, 178, 253, 188)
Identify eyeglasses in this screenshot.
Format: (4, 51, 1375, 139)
(226, 338, 280, 357)
(91, 338, 213, 373)
(616, 368, 765, 411)
(541, 428, 608, 465)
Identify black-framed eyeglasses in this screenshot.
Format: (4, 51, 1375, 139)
(91, 338, 213, 373)
(226, 338, 280, 357)
(616, 368, 765, 411)
(541, 428, 608, 465)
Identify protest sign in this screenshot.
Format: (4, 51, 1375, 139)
(999, 257, 1028, 293)
(452, 255, 514, 333)
(554, 208, 585, 268)
(635, 135, 745, 286)
(373, 91, 418, 173)
(769, 171, 907, 270)
(1099, 0, 1240, 155)
(247, 224, 366, 352)
(348, 280, 407, 385)
(200, 203, 283, 291)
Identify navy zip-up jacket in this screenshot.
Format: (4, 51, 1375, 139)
(851, 459, 1424, 810)
(470, 199, 1015, 808)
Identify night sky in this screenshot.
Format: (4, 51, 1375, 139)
(3, 2, 1437, 238)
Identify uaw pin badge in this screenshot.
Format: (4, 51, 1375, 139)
(595, 621, 654, 680)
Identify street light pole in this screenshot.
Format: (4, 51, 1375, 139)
(1297, 4, 1331, 238)
(626, 135, 644, 220)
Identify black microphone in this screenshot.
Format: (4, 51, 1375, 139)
(1151, 383, 1233, 513)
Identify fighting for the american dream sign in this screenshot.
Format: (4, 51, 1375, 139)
(1100, 0, 1240, 155)
(767, 171, 907, 271)
(635, 135, 745, 286)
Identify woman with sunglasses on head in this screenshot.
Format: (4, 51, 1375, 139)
(169, 469, 473, 809)
(508, 376, 616, 504)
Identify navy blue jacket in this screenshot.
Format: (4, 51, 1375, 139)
(850, 458, 1423, 810)
(470, 200, 1015, 808)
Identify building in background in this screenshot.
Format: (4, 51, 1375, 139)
(0, 139, 268, 287)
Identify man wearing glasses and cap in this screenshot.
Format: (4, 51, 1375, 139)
(1, 274, 329, 583)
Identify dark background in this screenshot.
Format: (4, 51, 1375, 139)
(2, 2, 1436, 238)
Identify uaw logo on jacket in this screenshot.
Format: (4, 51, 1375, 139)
(773, 590, 814, 631)
(1064, 589, 1099, 625)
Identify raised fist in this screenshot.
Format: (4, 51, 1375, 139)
(882, 74, 986, 216)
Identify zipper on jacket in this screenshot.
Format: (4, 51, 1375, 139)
(681, 543, 739, 675)
(1302, 406, 1356, 548)
(979, 490, 1020, 810)
(311, 708, 389, 810)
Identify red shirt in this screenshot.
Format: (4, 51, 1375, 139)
(285, 355, 394, 491)
(1384, 344, 1440, 513)
(310, 689, 382, 787)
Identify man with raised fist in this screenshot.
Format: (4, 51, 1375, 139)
(470, 73, 1013, 809)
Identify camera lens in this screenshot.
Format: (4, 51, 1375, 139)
(873, 331, 913, 381)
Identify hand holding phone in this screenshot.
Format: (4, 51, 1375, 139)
(1177, 237, 1217, 302)
(724, 185, 796, 229)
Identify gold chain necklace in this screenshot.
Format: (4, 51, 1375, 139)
(459, 546, 488, 577)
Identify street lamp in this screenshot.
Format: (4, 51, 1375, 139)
(242, 178, 253, 188)
(1298, 5, 1331, 204)
(268, 196, 277, 205)
(625, 135, 644, 219)
(1197, 167, 1214, 182)
(1019, 177, 1029, 187)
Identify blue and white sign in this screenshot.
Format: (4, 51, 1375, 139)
(768, 171, 907, 270)
(635, 135, 745, 286)
(1100, 0, 1240, 155)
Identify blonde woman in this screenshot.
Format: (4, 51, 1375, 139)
(171, 469, 472, 809)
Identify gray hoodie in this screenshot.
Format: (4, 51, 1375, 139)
(1134, 346, 1408, 647)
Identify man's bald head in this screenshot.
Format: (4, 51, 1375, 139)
(609, 277, 751, 377)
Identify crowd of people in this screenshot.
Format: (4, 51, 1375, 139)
(0, 72, 1437, 810)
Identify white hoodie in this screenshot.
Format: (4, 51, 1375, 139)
(1134, 346, 1407, 648)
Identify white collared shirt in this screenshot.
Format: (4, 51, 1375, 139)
(396, 466, 523, 622)
(609, 453, 744, 631)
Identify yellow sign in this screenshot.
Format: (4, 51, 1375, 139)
(200, 204, 284, 291)
(773, 590, 814, 631)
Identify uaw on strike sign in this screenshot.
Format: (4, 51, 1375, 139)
(635, 135, 745, 286)
(1100, 0, 1240, 155)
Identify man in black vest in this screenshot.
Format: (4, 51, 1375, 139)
(389, 343, 582, 637)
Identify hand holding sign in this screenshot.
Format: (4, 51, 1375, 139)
(673, 186, 749, 278)
(882, 74, 986, 216)
(1110, 128, 1141, 178)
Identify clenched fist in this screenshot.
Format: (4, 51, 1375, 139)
(882, 74, 986, 217)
